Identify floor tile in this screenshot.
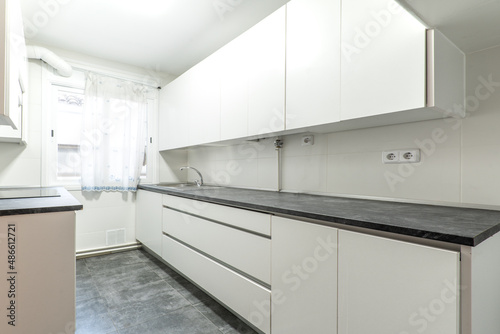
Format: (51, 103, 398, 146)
(135, 249, 156, 261)
(76, 259, 90, 276)
(76, 297, 116, 334)
(108, 290, 190, 329)
(76, 272, 101, 302)
(102, 279, 183, 312)
(85, 251, 147, 272)
(194, 299, 258, 334)
(92, 263, 160, 295)
(76, 250, 258, 334)
(164, 274, 212, 305)
(118, 306, 222, 334)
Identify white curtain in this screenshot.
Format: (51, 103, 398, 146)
(80, 73, 148, 192)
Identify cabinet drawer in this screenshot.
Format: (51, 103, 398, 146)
(163, 208, 271, 285)
(162, 235, 271, 334)
(163, 195, 271, 236)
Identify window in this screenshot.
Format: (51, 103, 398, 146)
(55, 87, 84, 181)
(44, 68, 157, 188)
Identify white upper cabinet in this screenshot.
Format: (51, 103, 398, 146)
(220, 34, 250, 141)
(286, 0, 341, 130)
(341, 0, 465, 122)
(220, 6, 286, 140)
(188, 53, 221, 146)
(159, 71, 191, 150)
(341, 0, 427, 120)
(159, 54, 221, 150)
(161, 6, 285, 148)
(0, 0, 27, 142)
(159, 0, 464, 151)
(247, 7, 286, 137)
(338, 230, 460, 334)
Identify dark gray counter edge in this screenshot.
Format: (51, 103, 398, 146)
(0, 187, 83, 216)
(139, 185, 500, 247)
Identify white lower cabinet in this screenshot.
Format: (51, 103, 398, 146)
(161, 194, 272, 333)
(138, 191, 463, 334)
(163, 207, 271, 285)
(163, 194, 271, 236)
(162, 236, 271, 333)
(338, 230, 460, 334)
(135, 190, 162, 256)
(271, 216, 338, 334)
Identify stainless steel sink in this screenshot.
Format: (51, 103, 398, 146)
(157, 183, 220, 190)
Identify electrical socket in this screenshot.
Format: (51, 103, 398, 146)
(301, 135, 314, 146)
(382, 151, 399, 164)
(400, 149, 420, 163)
(382, 149, 421, 164)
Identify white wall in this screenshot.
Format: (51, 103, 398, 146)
(180, 45, 500, 209)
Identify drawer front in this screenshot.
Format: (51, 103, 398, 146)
(163, 208, 271, 285)
(163, 195, 271, 236)
(162, 235, 271, 334)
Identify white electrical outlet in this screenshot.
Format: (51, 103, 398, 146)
(302, 135, 314, 146)
(400, 149, 420, 163)
(382, 151, 399, 164)
(382, 149, 421, 164)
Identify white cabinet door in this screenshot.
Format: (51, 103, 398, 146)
(271, 216, 338, 334)
(159, 72, 191, 150)
(189, 53, 221, 146)
(135, 190, 163, 255)
(247, 7, 286, 137)
(286, 0, 341, 130)
(0, 0, 26, 135)
(163, 235, 271, 333)
(163, 207, 271, 284)
(338, 230, 460, 334)
(163, 194, 271, 236)
(220, 33, 250, 141)
(341, 0, 427, 120)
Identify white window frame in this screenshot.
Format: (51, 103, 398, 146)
(41, 62, 159, 189)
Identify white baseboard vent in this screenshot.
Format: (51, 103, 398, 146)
(106, 228, 126, 246)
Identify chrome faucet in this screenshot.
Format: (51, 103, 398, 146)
(180, 166, 204, 187)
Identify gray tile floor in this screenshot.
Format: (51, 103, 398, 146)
(76, 249, 259, 334)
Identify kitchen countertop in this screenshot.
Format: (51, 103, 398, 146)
(0, 187, 83, 216)
(139, 184, 500, 247)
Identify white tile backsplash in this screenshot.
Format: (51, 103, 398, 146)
(283, 155, 328, 193)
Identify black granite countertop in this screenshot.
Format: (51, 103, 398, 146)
(0, 187, 83, 216)
(139, 184, 500, 247)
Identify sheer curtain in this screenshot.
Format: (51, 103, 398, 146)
(80, 73, 148, 192)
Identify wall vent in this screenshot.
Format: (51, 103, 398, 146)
(106, 229, 126, 246)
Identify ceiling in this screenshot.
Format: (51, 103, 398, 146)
(19, 0, 500, 78)
(397, 0, 500, 54)
(20, 0, 289, 76)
